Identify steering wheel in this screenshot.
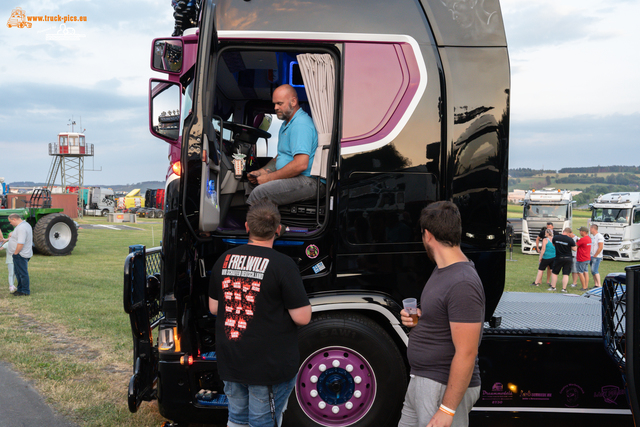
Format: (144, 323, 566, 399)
(222, 121, 271, 144)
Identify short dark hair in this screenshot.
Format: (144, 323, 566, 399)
(547, 222, 553, 227)
(419, 201, 461, 247)
(246, 198, 281, 239)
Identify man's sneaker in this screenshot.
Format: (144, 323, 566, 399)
(561, 289, 568, 293)
(12, 291, 27, 297)
(548, 287, 556, 291)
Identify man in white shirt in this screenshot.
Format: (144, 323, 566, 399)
(589, 224, 604, 288)
(8, 214, 33, 296)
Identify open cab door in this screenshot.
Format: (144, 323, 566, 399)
(180, 0, 221, 234)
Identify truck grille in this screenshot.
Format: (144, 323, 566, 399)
(604, 250, 620, 258)
(604, 234, 622, 243)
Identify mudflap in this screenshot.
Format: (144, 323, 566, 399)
(123, 244, 162, 413)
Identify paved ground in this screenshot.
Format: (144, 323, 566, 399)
(0, 362, 77, 427)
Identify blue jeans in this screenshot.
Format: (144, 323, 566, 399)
(12, 254, 30, 295)
(247, 175, 323, 206)
(224, 376, 296, 427)
(590, 257, 602, 275)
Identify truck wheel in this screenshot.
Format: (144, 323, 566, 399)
(155, 210, 164, 218)
(284, 313, 407, 427)
(101, 209, 109, 216)
(34, 213, 78, 256)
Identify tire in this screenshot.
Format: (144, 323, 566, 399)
(283, 312, 407, 427)
(101, 209, 109, 216)
(156, 210, 164, 218)
(33, 213, 78, 256)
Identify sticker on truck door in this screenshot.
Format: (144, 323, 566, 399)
(306, 244, 319, 259)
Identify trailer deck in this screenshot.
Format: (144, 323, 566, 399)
(486, 291, 604, 337)
(476, 290, 631, 422)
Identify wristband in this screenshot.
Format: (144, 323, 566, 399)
(439, 404, 456, 416)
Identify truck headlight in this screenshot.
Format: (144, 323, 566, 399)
(621, 244, 630, 251)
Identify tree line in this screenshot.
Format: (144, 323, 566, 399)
(558, 165, 640, 174)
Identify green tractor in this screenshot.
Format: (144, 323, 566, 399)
(0, 189, 78, 256)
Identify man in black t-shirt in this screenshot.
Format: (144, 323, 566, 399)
(209, 198, 311, 427)
(549, 227, 577, 293)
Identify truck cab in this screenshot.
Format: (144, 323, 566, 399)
(124, 0, 510, 426)
(590, 192, 640, 261)
(520, 188, 573, 254)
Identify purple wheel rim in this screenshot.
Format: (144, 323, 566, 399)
(296, 346, 376, 426)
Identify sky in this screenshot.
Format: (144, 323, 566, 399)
(0, 0, 639, 186)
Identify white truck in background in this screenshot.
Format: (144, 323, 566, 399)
(590, 192, 640, 261)
(84, 187, 116, 216)
(521, 188, 573, 254)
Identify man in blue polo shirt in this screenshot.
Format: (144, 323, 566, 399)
(247, 84, 322, 205)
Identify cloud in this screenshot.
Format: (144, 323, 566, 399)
(502, 3, 601, 51)
(509, 113, 640, 170)
(0, 81, 169, 185)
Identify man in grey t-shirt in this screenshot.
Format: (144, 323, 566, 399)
(8, 214, 33, 296)
(399, 201, 485, 427)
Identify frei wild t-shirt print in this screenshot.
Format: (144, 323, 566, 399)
(220, 253, 270, 341)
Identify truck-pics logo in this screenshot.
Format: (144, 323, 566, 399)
(6, 7, 87, 29)
(6, 7, 31, 28)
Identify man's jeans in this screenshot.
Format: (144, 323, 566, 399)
(247, 175, 323, 206)
(12, 254, 30, 295)
(224, 376, 296, 427)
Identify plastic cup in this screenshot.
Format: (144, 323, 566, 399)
(403, 298, 419, 325)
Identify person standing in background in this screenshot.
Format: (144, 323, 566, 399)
(7, 214, 32, 296)
(589, 224, 604, 288)
(531, 228, 555, 287)
(575, 226, 592, 291)
(0, 232, 17, 293)
(535, 222, 555, 286)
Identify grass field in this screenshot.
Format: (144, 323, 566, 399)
(0, 216, 167, 427)
(0, 214, 637, 426)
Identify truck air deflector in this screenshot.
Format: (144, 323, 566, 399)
(217, 31, 427, 155)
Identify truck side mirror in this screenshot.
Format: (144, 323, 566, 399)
(151, 38, 183, 74)
(149, 79, 182, 143)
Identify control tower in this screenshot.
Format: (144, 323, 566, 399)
(46, 126, 94, 217)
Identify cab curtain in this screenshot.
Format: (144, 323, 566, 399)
(296, 53, 335, 179)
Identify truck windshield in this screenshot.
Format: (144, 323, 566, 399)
(591, 208, 630, 224)
(523, 204, 568, 220)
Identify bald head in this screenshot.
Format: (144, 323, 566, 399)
(273, 84, 299, 122)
